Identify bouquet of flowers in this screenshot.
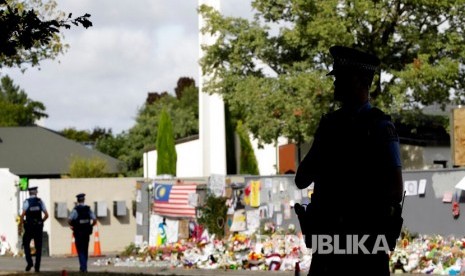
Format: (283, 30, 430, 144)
(247, 251, 264, 265)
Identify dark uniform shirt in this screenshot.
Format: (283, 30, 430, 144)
(297, 101, 401, 234)
(22, 196, 47, 224)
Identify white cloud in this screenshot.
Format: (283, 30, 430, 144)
(1, 0, 253, 134)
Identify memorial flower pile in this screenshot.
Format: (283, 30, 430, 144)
(108, 230, 465, 274)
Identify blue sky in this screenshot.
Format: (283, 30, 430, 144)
(3, 0, 252, 134)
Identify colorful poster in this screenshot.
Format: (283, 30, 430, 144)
(230, 209, 247, 232)
(250, 180, 261, 207)
(156, 220, 167, 246)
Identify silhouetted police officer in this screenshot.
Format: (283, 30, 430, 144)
(295, 46, 404, 276)
(20, 186, 49, 272)
(68, 193, 96, 273)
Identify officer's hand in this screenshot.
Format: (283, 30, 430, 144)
(294, 203, 306, 215)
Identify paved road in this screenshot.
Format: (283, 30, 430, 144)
(0, 256, 421, 275)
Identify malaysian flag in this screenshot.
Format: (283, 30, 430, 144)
(152, 183, 198, 218)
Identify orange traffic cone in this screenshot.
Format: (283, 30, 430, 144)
(70, 233, 77, 256)
(91, 225, 103, 257)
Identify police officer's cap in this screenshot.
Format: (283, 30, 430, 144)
(76, 193, 86, 199)
(28, 186, 38, 192)
(327, 46, 380, 76)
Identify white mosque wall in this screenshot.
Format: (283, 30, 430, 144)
(0, 169, 20, 255)
(144, 139, 203, 178)
(143, 136, 288, 178)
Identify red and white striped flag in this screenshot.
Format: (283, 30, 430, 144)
(152, 183, 198, 218)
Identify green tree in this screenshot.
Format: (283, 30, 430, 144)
(174, 77, 196, 99)
(121, 78, 198, 175)
(95, 131, 127, 160)
(60, 127, 90, 142)
(236, 120, 259, 175)
(0, 0, 92, 69)
(225, 105, 237, 174)
(0, 75, 47, 125)
(59, 127, 112, 143)
(199, 1, 465, 144)
(156, 109, 177, 176)
(68, 156, 109, 178)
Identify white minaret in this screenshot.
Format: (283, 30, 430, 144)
(198, 0, 227, 176)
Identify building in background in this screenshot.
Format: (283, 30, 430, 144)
(0, 126, 123, 179)
(0, 175, 139, 256)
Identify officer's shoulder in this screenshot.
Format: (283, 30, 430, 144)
(322, 109, 343, 121)
(370, 109, 398, 140)
(368, 107, 391, 121)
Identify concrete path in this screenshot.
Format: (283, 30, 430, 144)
(0, 256, 420, 275)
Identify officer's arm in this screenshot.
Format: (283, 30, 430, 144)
(382, 121, 404, 204)
(68, 209, 76, 226)
(42, 210, 49, 222)
(19, 200, 27, 225)
(90, 211, 97, 226)
(20, 210, 26, 225)
(295, 151, 315, 189)
(40, 201, 49, 222)
(391, 167, 404, 204)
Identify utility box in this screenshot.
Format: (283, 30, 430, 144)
(113, 201, 127, 217)
(54, 202, 68, 219)
(94, 201, 108, 217)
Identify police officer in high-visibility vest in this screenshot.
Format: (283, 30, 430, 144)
(295, 46, 404, 276)
(20, 186, 49, 272)
(68, 193, 96, 273)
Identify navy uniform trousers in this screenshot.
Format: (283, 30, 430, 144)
(74, 232, 91, 272)
(23, 223, 43, 271)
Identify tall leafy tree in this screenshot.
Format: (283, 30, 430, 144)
(174, 77, 196, 99)
(156, 109, 177, 176)
(0, 75, 47, 126)
(199, 0, 465, 144)
(120, 78, 199, 175)
(0, 0, 92, 69)
(236, 120, 259, 175)
(95, 131, 127, 160)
